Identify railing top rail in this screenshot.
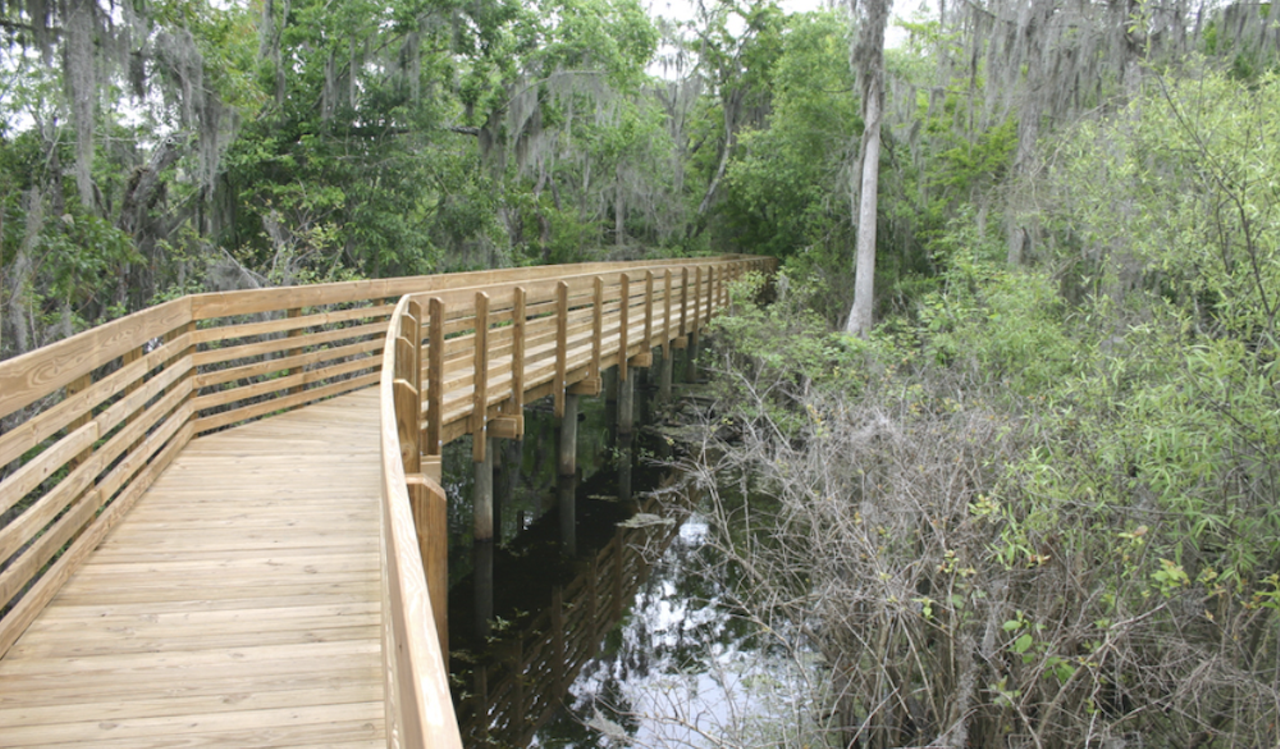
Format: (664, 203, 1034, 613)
(0, 297, 193, 419)
(377, 295, 461, 749)
(0, 255, 757, 422)
(186, 255, 757, 320)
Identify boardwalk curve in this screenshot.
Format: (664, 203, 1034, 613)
(0, 255, 773, 746)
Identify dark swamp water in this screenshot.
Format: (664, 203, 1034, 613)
(439, 373, 804, 748)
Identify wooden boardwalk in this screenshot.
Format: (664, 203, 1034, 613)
(0, 390, 385, 748)
(0, 255, 771, 746)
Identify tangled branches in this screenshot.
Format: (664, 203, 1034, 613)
(678, 364, 1280, 749)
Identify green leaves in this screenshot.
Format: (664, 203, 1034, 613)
(719, 11, 856, 259)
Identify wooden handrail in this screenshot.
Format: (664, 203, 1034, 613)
(379, 295, 461, 749)
(0, 253, 775, 746)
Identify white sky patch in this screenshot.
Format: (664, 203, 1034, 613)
(644, 0, 910, 51)
(646, 0, 838, 22)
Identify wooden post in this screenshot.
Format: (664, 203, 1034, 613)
(728, 262, 735, 306)
(286, 307, 304, 395)
(66, 374, 94, 467)
(707, 266, 716, 325)
(687, 267, 704, 383)
(475, 436, 494, 542)
(618, 273, 629, 383)
(409, 477, 448, 663)
(714, 263, 722, 311)
(643, 270, 654, 354)
(474, 434, 495, 637)
(663, 269, 673, 356)
(618, 369, 634, 435)
(590, 277, 603, 386)
(396, 311, 425, 551)
(426, 298, 445, 460)
(397, 300, 448, 662)
(394, 380, 420, 474)
(508, 287, 526, 418)
(472, 292, 489, 464)
(554, 282, 568, 418)
(713, 264, 722, 313)
(404, 300, 423, 393)
(692, 266, 703, 334)
(660, 269, 673, 403)
(490, 443, 504, 545)
(679, 267, 689, 340)
(559, 393, 579, 478)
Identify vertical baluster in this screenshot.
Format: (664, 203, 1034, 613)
(682, 268, 690, 338)
(618, 273, 629, 382)
(286, 307, 303, 395)
(591, 277, 604, 386)
(554, 282, 568, 418)
(508, 287, 526, 418)
(643, 270, 654, 353)
(663, 269, 673, 354)
(472, 292, 490, 463)
(426, 298, 445, 460)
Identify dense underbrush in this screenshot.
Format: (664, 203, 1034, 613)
(688, 67, 1280, 745)
(690, 254, 1280, 747)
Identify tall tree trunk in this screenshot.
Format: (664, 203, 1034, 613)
(64, 0, 96, 210)
(694, 88, 743, 223)
(615, 166, 626, 249)
(845, 0, 890, 337)
(6, 187, 44, 358)
(846, 85, 881, 337)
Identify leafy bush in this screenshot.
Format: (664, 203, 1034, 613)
(696, 67, 1280, 742)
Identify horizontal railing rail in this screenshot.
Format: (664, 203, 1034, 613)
(0, 252, 775, 748)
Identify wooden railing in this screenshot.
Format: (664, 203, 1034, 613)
(379, 255, 772, 746)
(0, 253, 774, 747)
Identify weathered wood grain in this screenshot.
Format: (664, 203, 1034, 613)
(0, 298, 192, 419)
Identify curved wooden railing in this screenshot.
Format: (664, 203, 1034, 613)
(0, 254, 774, 747)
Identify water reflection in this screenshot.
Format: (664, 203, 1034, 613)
(456, 486, 685, 747)
(536, 510, 819, 749)
(448, 368, 792, 749)
(446, 381, 682, 745)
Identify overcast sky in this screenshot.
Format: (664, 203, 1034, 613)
(644, 0, 838, 20)
(643, 0, 912, 48)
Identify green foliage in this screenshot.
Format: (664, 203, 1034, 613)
(916, 252, 1080, 398)
(929, 116, 1016, 195)
(718, 12, 857, 259)
(701, 62, 1280, 739)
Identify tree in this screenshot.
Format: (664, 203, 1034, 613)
(844, 0, 890, 336)
(718, 11, 856, 260)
